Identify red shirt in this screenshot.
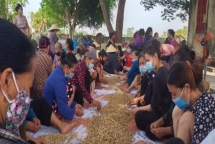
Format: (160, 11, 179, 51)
(70, 61, 93, 103)
(125, 53, 133, 67)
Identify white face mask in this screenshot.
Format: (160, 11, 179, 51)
(19, 10, 23, 15)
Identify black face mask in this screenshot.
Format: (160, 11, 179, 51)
(56, 52, 61, 56)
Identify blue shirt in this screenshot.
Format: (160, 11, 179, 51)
(24, 108, 37, 125)
(43, 66, 76, 120)
(127, 60, 140, 85)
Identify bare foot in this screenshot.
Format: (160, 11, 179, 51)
(60, 121, 77, 134)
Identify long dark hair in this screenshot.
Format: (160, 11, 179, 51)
(66, 38, 74, 51)
(167, 62, 203, 90)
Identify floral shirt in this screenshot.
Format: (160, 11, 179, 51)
(70, 61, 93, 103)
(190, 93, 215, 144)
(52, 82, 76, 119)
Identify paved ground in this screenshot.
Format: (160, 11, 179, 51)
(206, 75, 215, 97)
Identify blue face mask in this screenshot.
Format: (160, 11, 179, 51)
(65, 68, 74, 80)
(139, 66, 147, 74)
(146, 62, 154, 72)
(127, 49, 131, 53)
(173, 88, 190, 110)
(65, 73, 74, 80)
(88, 63, 94, 70)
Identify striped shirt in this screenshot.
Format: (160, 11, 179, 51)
(31, 49, 52, 99)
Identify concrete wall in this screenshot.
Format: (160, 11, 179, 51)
(188, 0, 215, 57)
(207, 0, 215, 57)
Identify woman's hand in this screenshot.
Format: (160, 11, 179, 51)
(131, 107, 140, 115)
(151, 127, 167, 139)
(150, 118, 164, 130)
(32, 118, 41, 128)
(25, 121, 40, 133)
(93, 100, 101, 110)
(127, 97, 141, 107)
(139, 96, 145, 105)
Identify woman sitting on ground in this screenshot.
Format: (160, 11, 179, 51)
(52, 42, 63, 70)
(0, 18, 43, 143)
(166, 62, 215, 144)
(117, 45, 125, 72)
(69, 49, 101, 110)
(94, 59, 109, 86)
(142, 45, 196, 141)
(43, 53, 84, 123)
(127, 52, 156, 105)
(120, 48, 140, 89)
(119, 44, 133, 71)
(25, 97, 78, 143)
(133, 40, 172, 133)
(103, 44, 120, 74)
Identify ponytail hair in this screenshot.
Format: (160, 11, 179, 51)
(144, 39, 161, 60)
(167, 62, 203, 89)
(60, 52, 77, 68)
(145, 27, 153, 37)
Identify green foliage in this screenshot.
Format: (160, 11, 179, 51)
(126, 27, 134, 37)
(41, 0, 115, 29)
(175, 26, 188, 39)
(140, 0, 190, 22)
(0, 0, 28, 21)
(30, 8, 49, 33)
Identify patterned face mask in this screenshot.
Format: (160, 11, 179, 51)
(1, 72, 30, 137)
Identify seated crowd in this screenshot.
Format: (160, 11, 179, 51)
(0, 18, 215, 144)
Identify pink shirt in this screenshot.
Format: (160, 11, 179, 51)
(160, 44, 175, 56)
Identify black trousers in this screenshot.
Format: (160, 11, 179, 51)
(135, 110, 159, 131)
(74, 70, 91, 106)
(165, 138, 185, 144)
(31, 98, 52, 126)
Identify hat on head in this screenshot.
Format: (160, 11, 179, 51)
(93, 41, 100, 48)
(106, 44, 117, 53)
(49, 24, 60, 31)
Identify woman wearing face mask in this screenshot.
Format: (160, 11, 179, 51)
(120, 49, 140, 90)
(43, 52, 84, 122)
(69, 49, 101, 110)
(119, 44, 133, 71)
(127, 52, 156, 106)
(133, 40, 172, 132)
(52, 42, 63, 70)
(31, 36, 52, 100)
(165, 63, 215, 144)
(0, 18, 40, 143)
(13, 3, 29, 35)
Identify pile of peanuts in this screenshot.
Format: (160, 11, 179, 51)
(80, 92, 134, 144)
(107, 76, 120, 86)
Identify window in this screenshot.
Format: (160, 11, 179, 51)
(196, 0, 207, 33)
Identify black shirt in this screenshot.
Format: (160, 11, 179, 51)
(148, 66, 172, 116)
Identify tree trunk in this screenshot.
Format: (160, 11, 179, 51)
(116, 0, 126, 43)
(99, 0, 114, 33)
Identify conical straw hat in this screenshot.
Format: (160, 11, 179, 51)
(93, 41, 100, 47)
(106, 44, 117, 53)
(49, 24, 60, 31)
